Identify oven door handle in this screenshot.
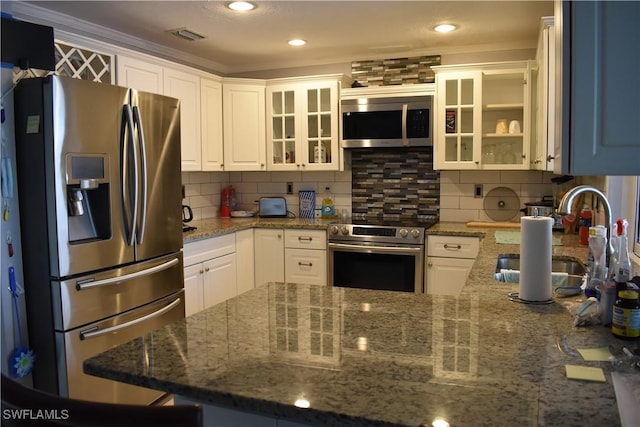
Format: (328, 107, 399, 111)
(328, 242, 423, 254)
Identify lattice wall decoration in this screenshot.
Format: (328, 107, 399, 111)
(13, 41, 114, 84)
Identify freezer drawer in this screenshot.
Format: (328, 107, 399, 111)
(53, 253, 184, 331)
(57, 290, 185, 404)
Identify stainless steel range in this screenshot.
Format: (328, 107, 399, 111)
(328, 215, 438, 293)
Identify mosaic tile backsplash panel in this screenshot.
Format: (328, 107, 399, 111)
(351, 147, 440, 219)
(351, 55, 441, 86)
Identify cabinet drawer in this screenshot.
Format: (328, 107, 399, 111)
(284, 229, 326, 250)
(285, 248, 327, 286)
(183, 233, 236, 266)
(427, 235, 479, 259)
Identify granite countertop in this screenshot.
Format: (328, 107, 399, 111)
(182, 216, 336, 242)
(85, 222, 638, 427)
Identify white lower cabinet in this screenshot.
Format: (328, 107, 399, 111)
(254, 228, 327, 288)
(183, 234, 237, 316)
(284, 229, 326, 286)
(254, 229, 285, 288)
(235, 229, 255, 295)
(426, 235, 480, 296)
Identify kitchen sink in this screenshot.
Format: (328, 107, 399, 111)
(495, 254, 587, 287)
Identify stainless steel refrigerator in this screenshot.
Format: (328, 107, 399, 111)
(13, 76, 185, 405)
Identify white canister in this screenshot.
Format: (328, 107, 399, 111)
(508, 120, 521, 134)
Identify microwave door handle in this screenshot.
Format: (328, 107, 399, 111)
(401, 103, 408, 146)
(79, 297, 181, 340)
(132, 106, 147, 245)
(121, 105, 137, 246)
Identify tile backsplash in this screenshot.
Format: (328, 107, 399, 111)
(183, 167, 556, 223)
(440, 170, 556, 222)
(182, 171, 352, 221)
(350, 147, 439, 219)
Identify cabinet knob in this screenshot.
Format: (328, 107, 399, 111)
(220, 163, 224, 168)
(205, 267, 210, 272)
(547, 155, 555, 162)
(302, 164, 306, 167)
(475, 161, 479, 165)
(297, 164, 301, 167)
(261, 163, 265, 168)
(199, 270, 204, 274)
(428, 262, 433, 268)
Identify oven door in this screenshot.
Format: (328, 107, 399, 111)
(328, 242, 424, 293)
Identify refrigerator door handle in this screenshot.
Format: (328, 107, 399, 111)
(120, 105, 137, 246)
(79, 297, 182, 340)
(132, 106, 148, 245)
(75, 257, 179, 291)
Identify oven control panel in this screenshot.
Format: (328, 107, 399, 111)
(328, 224, 425, 244)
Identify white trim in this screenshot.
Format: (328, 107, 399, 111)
(11, 1, 228, 75)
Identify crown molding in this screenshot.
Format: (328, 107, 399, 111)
(11, 2, 229, 75)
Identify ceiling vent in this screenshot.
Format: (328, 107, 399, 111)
(168, 28, 205, 41)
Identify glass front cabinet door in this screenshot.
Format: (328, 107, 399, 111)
(434, 61, 534, 170)
(267, 79, 340, 171)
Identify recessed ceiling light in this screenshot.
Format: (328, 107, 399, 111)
(228, 2, 255, 12)
(288, 39, 307, 47)
(434, 24, 457, 33)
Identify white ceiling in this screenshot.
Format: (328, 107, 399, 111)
(13, 1, 554, 75)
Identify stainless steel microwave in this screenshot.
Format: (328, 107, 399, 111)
(341, 95, 432, 148)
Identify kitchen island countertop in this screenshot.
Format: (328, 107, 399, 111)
(85, 221, 636, 426)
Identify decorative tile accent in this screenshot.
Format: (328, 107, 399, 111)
(351, 147, 440, 219)
(351, 55, 441, 86)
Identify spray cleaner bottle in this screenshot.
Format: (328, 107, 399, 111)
(616, 219, 631, 284)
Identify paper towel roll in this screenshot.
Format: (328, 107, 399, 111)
(519, 216, 553, 301)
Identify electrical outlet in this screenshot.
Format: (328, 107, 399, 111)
(286, 182, 293, 194)
(474, 184, 483, 198)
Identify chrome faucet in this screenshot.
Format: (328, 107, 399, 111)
(557, 185, 614, 260)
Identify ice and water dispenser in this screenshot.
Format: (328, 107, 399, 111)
(65, 154, 111, 243)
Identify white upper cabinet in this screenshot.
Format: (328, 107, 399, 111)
(433, 61, 535, 170)
(266, 77, 342, 171)
(163, 68, 201, 171)
(222, 78, 267, 171)
(117, 56, 163, 95)
(555, 1, 640, 175)
(200, 78, 224, 171)
(118, 55, 220, 172)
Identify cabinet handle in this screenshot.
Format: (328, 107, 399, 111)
(298, 262, 313, 267)
(205, 267, 210, 272)
(475, 161, 479, 165)
(296, 164, 301, 167)
(298, 236, 313, 242)
(278, 234, 282, 239)
(444, 244, 462, 250)
(220, 163, 224, 168)
(261, 163, 265, 168)
(199, 270, 204, 274)
(428, 262, 433, 268)
(547, 155, 555, 162)
(302, 163, 306, 167)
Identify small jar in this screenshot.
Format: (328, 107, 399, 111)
(611, 290, 640, 339)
